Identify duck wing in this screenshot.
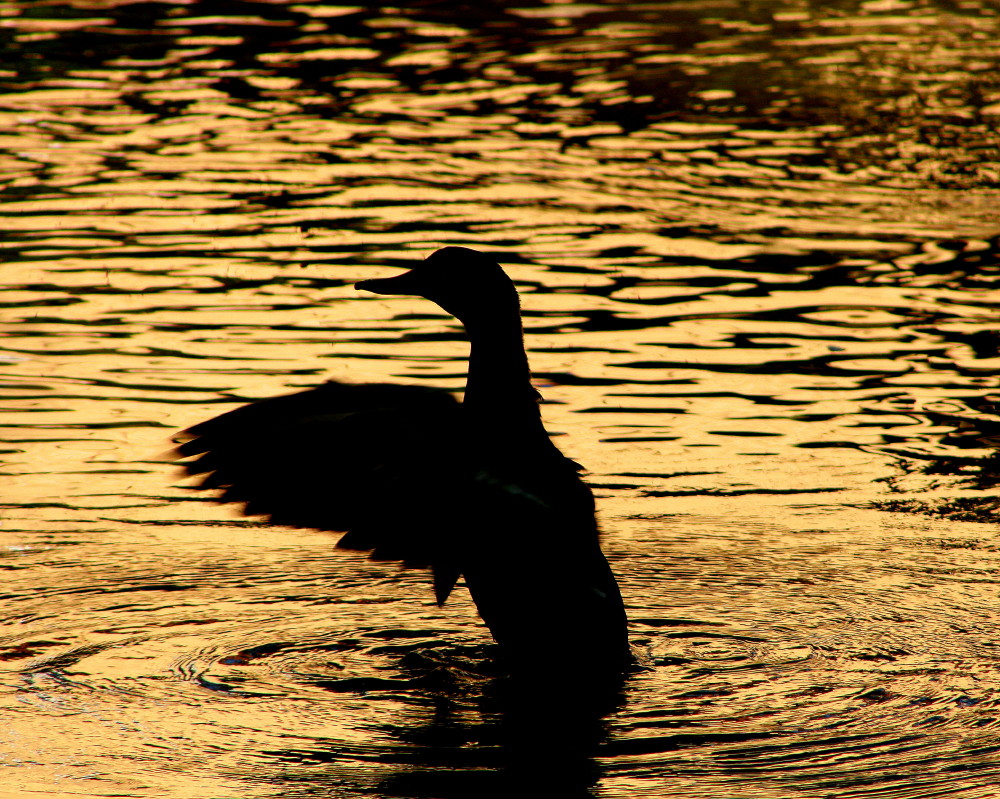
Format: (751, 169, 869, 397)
(175, 380, 470, 601)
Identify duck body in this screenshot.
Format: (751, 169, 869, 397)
(178, 247, 631, 677)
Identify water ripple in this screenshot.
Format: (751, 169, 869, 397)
(2, 0, 999, 796)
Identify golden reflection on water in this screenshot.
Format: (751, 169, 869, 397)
(2, 0, 1000, 797)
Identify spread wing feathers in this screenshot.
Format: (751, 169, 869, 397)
(175, 381, 473, 602)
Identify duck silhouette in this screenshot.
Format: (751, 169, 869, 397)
(177, 247, 631, 677)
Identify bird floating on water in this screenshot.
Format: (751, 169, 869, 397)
(176, 247, 631, 677)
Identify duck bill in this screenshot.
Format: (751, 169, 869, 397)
(355, 269, 423, 296)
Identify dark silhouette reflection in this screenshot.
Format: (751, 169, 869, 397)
(178, 247, 630, 676)
(253, 644, 628, 798)
(318, 645, 628, 799)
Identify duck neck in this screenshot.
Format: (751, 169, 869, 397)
(461, 311, 546, 441)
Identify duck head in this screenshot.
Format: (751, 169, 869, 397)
(356, 247, 519, 326)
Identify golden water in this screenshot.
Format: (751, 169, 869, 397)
(2, 1, 1000, 797)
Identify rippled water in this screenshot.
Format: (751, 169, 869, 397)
(3, 1, 1000, 797)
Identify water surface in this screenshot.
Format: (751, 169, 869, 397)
(2, 1, 1000, 797)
